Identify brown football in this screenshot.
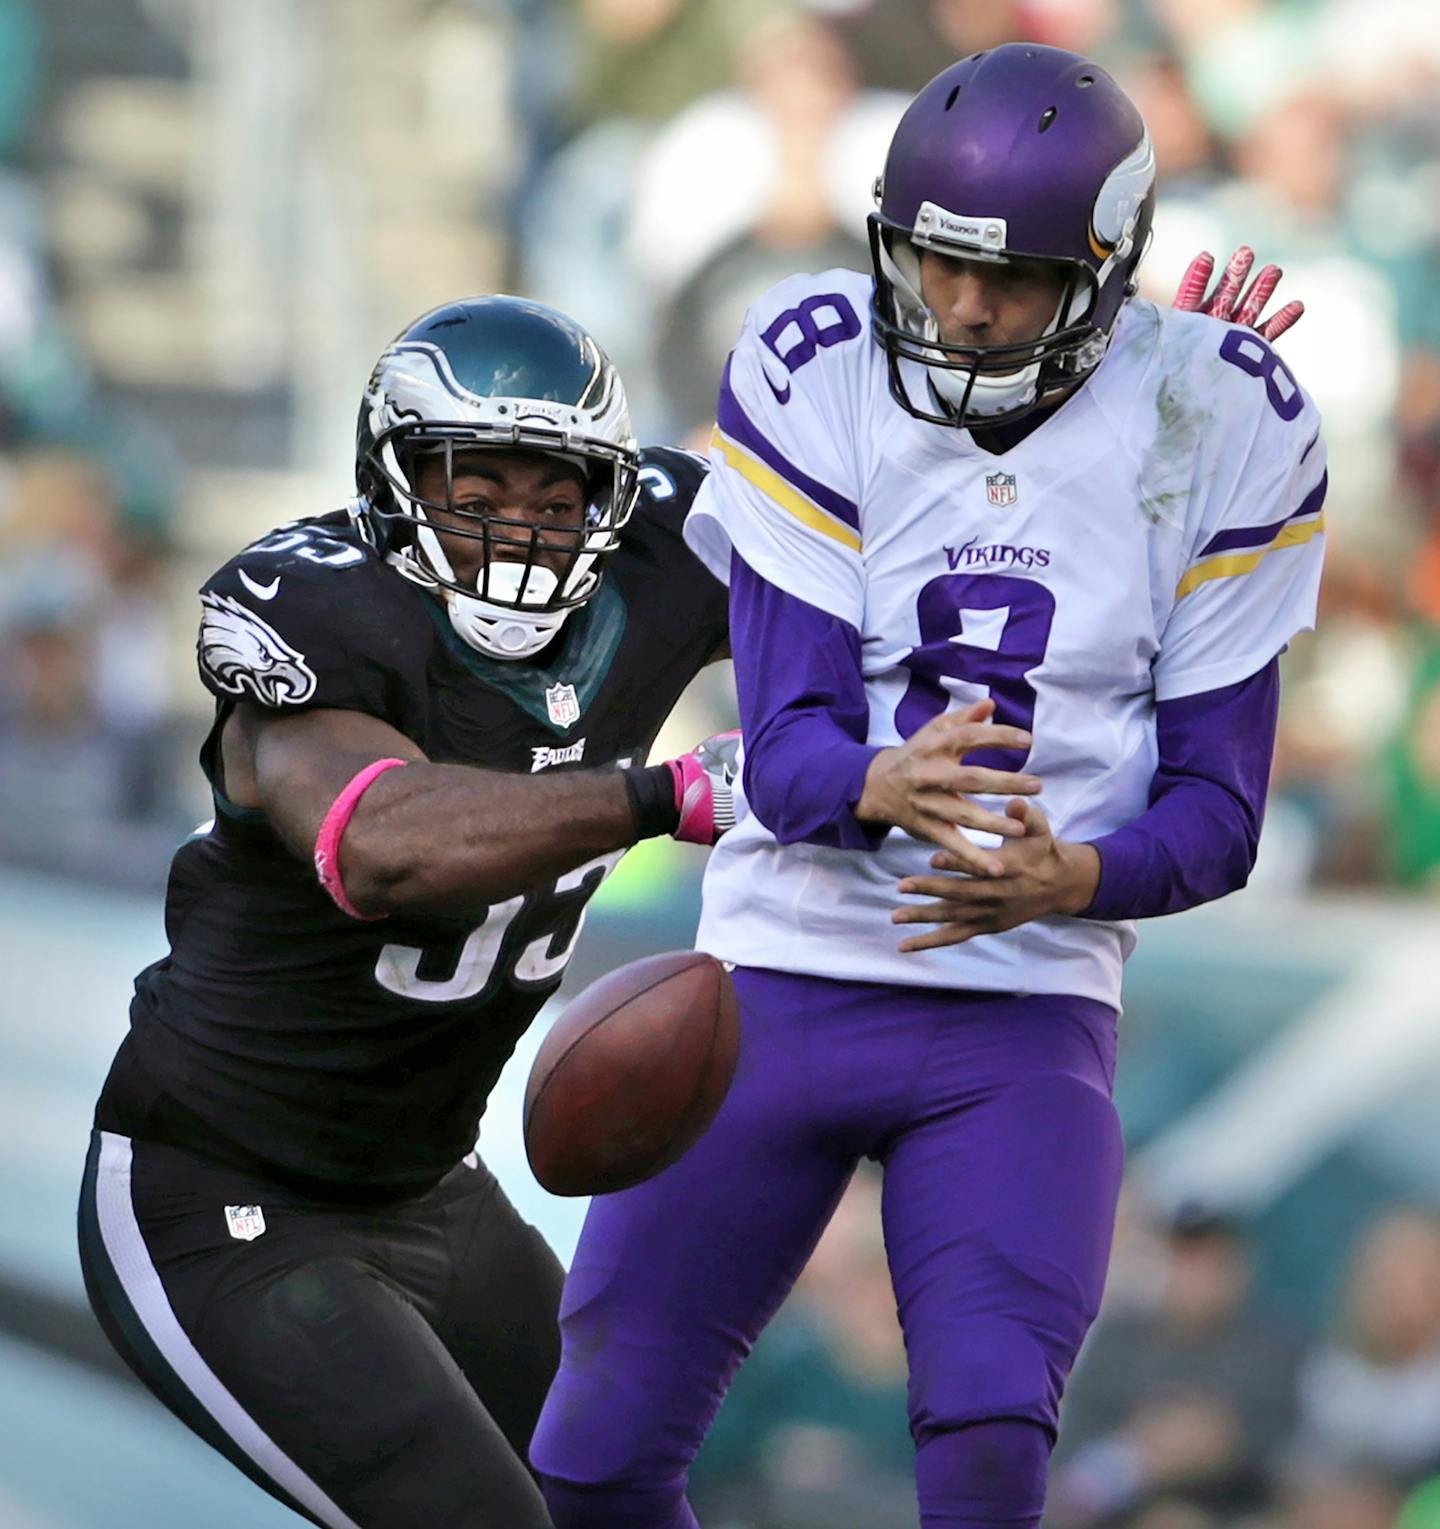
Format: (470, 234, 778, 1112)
(523, 950, 740, 1197)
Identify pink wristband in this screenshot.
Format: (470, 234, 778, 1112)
(313, 758, 408, 920)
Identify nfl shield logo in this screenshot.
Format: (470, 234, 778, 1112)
(224, 1204, 266, 1241)
(985, 472, 1018, 508)
(545, 682, 581, 728)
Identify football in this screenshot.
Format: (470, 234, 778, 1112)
(523, 950, 740, 1196)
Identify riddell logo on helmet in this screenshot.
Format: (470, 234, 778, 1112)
(514, 402, 568, 424)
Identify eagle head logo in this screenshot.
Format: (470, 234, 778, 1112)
(198, 591, 318, 706)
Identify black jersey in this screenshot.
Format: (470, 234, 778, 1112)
(97, 447, 727, 1198)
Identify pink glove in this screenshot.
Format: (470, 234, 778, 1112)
(1172, 246, 1304, 341)
(666, 730, 741, 846)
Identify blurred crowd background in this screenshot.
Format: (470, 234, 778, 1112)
(3, 1, 1440, 1527)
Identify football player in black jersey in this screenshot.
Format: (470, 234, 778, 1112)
(77, 296, 734, 1529)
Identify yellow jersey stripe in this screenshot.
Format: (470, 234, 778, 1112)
(710, 427, 862, 554)
(1175, 514, 1325, 600)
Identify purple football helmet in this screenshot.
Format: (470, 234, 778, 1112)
(869, 44, 1156, 429)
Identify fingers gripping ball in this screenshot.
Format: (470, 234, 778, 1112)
(523, 951, 740, 1196)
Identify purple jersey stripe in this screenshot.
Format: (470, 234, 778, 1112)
(716, 356, 861, 532)
(1197, 472, 1327, 559)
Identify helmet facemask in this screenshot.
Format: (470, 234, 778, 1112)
(366, 422, 639, 659)
(356, 322, 640, 661)
(870, 214, 1110, 429)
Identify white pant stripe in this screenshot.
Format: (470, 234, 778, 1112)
(94, 1131, 363, 1529)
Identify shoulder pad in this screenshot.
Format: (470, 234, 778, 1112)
(637, 445, 708, 513)
(198, 516, 400, 713)
(226, 513, 373, 580)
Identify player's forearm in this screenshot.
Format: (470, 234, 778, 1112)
(730, 554, 886, 850)
(1079, 662, 1278, 921)
(747, 709, 880, 848)
(1080, 783, 1258, 920)
(340, 763, 641, 914)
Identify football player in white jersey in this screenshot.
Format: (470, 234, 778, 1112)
(532, 44, 1325, 1529)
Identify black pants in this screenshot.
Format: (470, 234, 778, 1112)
(77, 1129, 563, 1528)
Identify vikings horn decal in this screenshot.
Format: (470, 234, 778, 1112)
(199, 592, 318, 706)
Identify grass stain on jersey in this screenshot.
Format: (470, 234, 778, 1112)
(1139, 345, 1213, 529)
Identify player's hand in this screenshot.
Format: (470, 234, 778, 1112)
(856, 700, 1043, 878)
(666, 730, 741, 845)
(1171, 246, 1304, 341)
(891, 798, 1099, 951)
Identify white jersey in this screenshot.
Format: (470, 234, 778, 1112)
(684, 268, 1326, 1007)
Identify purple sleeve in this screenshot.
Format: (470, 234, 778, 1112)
(729, 552, 886, 850)
(1080, 659, 1280, 921)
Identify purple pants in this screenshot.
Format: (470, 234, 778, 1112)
(530, 967, 1125, 1529)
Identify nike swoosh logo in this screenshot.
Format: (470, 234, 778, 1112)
(238, 569, 281, 601)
